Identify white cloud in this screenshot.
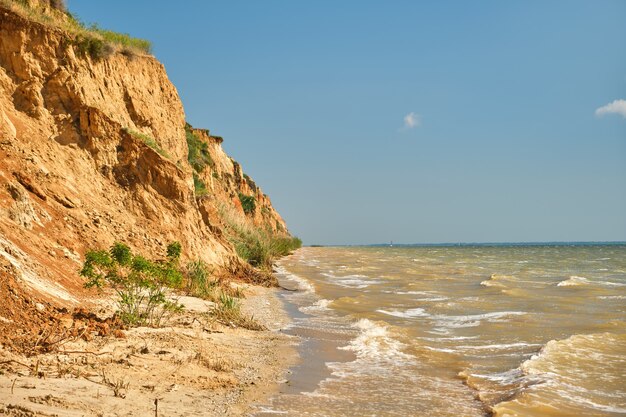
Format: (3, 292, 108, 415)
(595, 99, 626, 118)
(403, 112, 420, 129)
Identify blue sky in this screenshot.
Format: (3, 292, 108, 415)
(68, 1, 626, 245)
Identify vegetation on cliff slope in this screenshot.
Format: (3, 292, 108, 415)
(220, 204, 302, 270)
(0, 0, 151, 58)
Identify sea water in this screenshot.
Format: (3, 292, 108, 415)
(253, 245, 626, 417)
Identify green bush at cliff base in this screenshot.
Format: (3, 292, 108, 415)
(232, 229, 302, 270)
(81, 242, 184, 327)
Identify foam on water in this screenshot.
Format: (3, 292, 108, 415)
(321, 272, 382, 288)
(432, 311, 527, 329)
(377, 307, 429, 318)
(557, 275, 590, 286)
(300, 298, 333, 313)
(274, 265, 315, 292)
(338, 318, 411, 362)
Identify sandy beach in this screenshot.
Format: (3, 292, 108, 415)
(0, 284, 298, 416)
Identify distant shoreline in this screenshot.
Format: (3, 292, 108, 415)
(308, 241, 626, 248)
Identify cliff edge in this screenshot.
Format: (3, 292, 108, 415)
(0, 1, 296, 352)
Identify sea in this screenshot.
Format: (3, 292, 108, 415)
(253, 244, 626, 417)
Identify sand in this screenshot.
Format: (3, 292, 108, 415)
(0, 285, 298, 416)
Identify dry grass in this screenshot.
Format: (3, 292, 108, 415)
(0, 0, 151, 58)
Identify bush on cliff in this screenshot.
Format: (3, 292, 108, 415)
(81, 242, 184, 327)
(185, 124, 214, 173)
(219, 203, 302, 270)
(238, 193, 256, 215)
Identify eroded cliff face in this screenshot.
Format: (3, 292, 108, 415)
(0, 4, 290, 315)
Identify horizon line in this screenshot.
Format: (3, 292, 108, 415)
(306, 240, 626, 247)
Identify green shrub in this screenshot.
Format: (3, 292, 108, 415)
(193, 173, 209, 197)
(185, 124, 214, 173)
(81, 242, 184, 327)
(238, 193, 256, 215)
(75, 33, 113, 60)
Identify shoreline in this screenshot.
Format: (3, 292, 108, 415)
(0, 284, 299, 416)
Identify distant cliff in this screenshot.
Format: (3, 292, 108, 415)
(0, 0, 296, 318)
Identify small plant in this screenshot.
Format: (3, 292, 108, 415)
(101, 370, 129, 398)
(210, 294, 265, 331)
(185, 260, 216, 298)
(238, 193, 256, 215)
(219, 293, 238, 310)
(123, 128, 171, 159)
(81, 242, 184, 327)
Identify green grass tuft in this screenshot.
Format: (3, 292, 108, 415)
(193, 173, 209, 197)
(123, 128, 171, 159)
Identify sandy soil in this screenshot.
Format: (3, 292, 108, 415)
(0, 285, 298, 416)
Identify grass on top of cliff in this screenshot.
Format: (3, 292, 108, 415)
(0, 0, 151, 59)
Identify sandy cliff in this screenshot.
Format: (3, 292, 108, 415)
(0, 3, 292, 350)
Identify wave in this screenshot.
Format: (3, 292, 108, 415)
(377, 308, 428, 318)
(481, 273, 514, 287)
(557, 275, 590, 287)
(300, 298, 333, 313)
(557, 275, 626, 288)
(377, 307, 527, 330)
(338, 318, 411, 362)
(491, 332, 626, 416)
(274, 265, 315, 292)
(321, 273, 382, 289)
(432, 311, 527, 329)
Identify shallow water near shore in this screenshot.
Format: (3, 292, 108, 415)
(253, 245, 626, 417)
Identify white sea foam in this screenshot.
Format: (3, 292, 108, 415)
(557, 275, 626, 288)
(431, 311, 527, 330)
(338, 319, 411, 362)
(300, 298, 333, 313)
(322, 273, 381, 289)
(377, 308, 428, 318)
(466, 368, 524, 385)
(557, 275, 590, 287)
(274, 265, 315, 292)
